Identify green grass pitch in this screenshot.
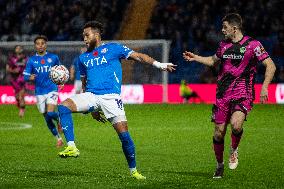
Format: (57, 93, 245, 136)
(0, 104, 283, 188)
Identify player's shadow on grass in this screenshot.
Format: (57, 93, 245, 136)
(164, 170, 211, 178)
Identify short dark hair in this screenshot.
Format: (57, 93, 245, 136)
(222, 13, 243, 30)
(14, 45, 22, 50)
(34, 35, 48, 43)
(83, 21, 103, 34)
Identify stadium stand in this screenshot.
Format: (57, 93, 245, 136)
(146, 0, 284, 83)
(0, 0, 130, 41)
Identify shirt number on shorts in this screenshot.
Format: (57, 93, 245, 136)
(115, 99, 123, 110)
(50, 94, 57, 100)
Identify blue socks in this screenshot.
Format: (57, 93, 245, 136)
(44, 113, 58, 136)
(118, 132, 136, 169)
(58, 105, 74, 142)
(47, 111, 59, 121)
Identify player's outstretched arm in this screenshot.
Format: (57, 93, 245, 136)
(183, 51, 218, 67)
(129, 52, 176, 72)
(260, 57, 276, 103)
(23, 73, 36, 81)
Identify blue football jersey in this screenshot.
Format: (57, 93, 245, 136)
(73, 56, 81, 81)
(79, 42, 133, 95)
(23, 52, 61, 95)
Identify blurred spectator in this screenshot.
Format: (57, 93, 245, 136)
(147, 0, 281, 83)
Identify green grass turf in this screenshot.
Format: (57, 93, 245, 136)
(0, 104, 283, 188)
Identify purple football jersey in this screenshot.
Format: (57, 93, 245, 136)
(215, 36, 269, 100)
(8, 55, 28, 93)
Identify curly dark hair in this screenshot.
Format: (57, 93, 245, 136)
(83, 21, 104, 34)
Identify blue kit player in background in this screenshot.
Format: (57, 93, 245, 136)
(57, 21, 176, 179)
(23, 35, 64, 148)
(70, 47, 87, 94)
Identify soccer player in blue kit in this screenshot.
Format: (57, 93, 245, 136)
(57, 21, 176, 179)
(23, 35, 64, 148)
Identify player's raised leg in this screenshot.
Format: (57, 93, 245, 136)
(229, 110, 246, 170)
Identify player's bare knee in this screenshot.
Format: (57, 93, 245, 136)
(232, 125, 243, 134)
(214, 131, 224, 141)
(231, 120, 243, 132)
(60, 98, 77, 111)
(214, 127, 225, 141)
(113, 121, 128, 134)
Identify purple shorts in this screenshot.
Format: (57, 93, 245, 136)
(212, 97, 253, 125)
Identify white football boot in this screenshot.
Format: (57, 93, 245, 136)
(229, 147, 239, 170)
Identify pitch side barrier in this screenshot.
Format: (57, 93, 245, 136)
(0, 84, 283, 104)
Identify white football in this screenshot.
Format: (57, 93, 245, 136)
(49, 65, 69, 85)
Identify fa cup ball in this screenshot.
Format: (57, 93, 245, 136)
(49, 65, 69, 85)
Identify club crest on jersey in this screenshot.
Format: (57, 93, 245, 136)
(47, 58, 52, 63)
(240, 47, 246, 54)
(254, 45, 266, 57)
(40, 59, 45, 64)
(101, 48, 108, 53)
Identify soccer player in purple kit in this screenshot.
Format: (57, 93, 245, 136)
(23, 35, 64, 148)
(183, 13, 276, 178)
(6, 45, 28, 117)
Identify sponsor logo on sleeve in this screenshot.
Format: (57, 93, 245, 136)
(123, 45, 131, 52)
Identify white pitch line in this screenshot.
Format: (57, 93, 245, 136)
(0, 122, 32, 130)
